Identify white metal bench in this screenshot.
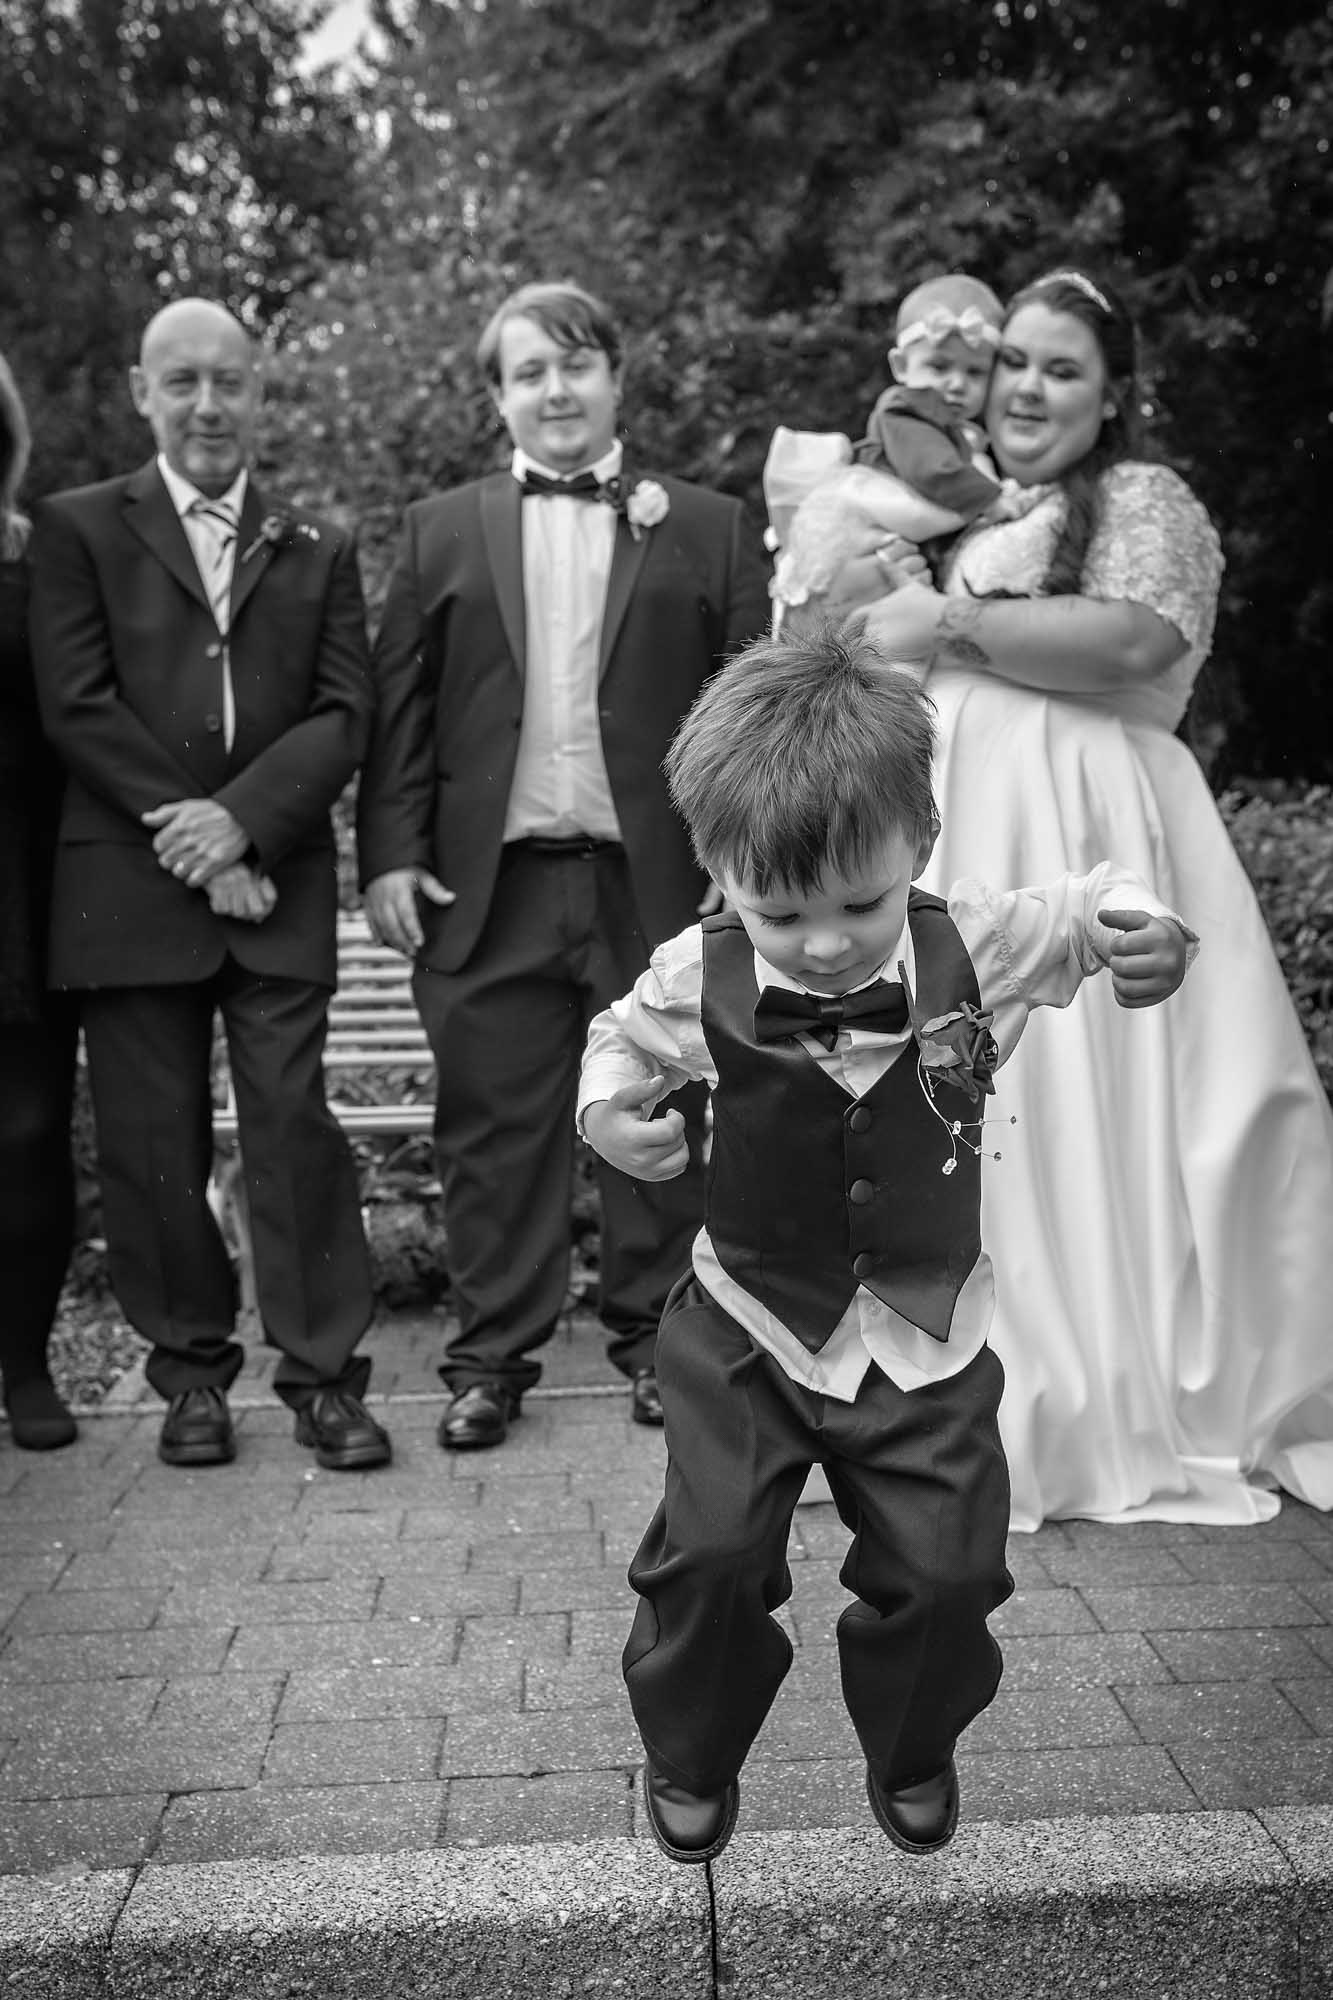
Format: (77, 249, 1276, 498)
(210, 912, 435, 1309)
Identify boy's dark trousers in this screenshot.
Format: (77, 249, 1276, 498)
(623, 1278, 1013, 1796)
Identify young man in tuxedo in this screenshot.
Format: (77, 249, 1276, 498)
(358, 281, 771, 1450)
(30, 298, 390, 1472)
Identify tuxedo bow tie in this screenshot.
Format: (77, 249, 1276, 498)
(521, 468, 607, 500)
(753, 979, 908, 1052)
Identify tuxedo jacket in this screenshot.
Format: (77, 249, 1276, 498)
(356, 468, 772, 973)
(29, 462, 373, 991)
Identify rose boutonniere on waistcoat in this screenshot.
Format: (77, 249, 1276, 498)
(899, 960, 1007, 1174)
(240, 511, 321, 566)
(898, 960, 998, 1106)
(603, 477, 670, 541)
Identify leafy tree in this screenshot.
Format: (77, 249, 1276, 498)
(276, 0, 1328, 777)
(7, 0, 1329, 775)
(0, 0, 367, 494)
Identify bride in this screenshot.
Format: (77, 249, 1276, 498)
(846, 267, 1333, 1530)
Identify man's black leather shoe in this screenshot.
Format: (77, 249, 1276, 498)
(642, 1762, 739, 1865)
(438, 1382, 520, 1451)
(4, 1376, 77, 1451)
(630, 1366, 664, 1428)
(866, 1757, 960, 1854)
(294, 1389, 392, 1470)
(158, 1386, 235, 1467)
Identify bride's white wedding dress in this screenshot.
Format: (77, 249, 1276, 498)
(921, 460, 1333, 1529)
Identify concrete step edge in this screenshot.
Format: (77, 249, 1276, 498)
(2, 1806, 1330, 1997)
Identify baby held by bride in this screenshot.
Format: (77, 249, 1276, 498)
(765, 273, 1005, 636)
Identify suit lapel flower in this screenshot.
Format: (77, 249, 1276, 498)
(898, 960, 998, 1105)
(603, 476, 670, 542)
(240, 510, 321, 566)
(898, 958, 1007, 1176)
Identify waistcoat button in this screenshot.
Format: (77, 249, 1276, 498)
(847, 1105, 872, 1133)
(848, 1178, 874, 1205)
(204, 641, 222, 659)
(852, 1252, 876, 1278)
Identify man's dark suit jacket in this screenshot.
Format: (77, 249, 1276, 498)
(357, 469, 772, 970)
(29, 462, 373, 992)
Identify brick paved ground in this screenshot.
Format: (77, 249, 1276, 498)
(2, 1308, 1333, 1880)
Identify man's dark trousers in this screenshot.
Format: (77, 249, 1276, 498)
(81, 959, 373, 1409)
(414, 841, 705, 1398)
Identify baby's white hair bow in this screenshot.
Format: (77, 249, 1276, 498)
(896, 304, 1002, 352)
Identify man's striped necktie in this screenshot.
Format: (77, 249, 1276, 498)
(188, 496, 239, 632)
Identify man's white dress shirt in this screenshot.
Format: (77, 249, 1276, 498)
(158, 455, 247, 753)
(503, 442, 625, 844)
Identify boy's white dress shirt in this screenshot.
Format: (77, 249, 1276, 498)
(579, 864, 1194, 1402)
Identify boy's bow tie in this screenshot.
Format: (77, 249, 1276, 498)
(753, 979, 908, 1052)
(521, 468, 606, 499)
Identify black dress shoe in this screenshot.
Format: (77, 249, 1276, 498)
(159, 1386, 235, 1467)
(866, 1757, 960, 1855)
(629, 1366, 664, 1428)
(294, 1389, 392, 1470)
(437, 1382, 520, 1451)
(4, 1376, 77, 1451)
(642, 1761, 739, 1865)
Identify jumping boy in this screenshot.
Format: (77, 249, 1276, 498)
(578, 625, 1193, 1864)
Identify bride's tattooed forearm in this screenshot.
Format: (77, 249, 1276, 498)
(932, 597, 992, 670)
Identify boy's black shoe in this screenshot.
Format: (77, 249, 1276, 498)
(865, 1758, 959, 1855)
(642, 1762, 739, 1865)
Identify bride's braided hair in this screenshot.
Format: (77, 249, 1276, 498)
(1004, 271, 1140, 596)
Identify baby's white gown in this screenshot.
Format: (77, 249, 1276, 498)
(920, 460, 1333, 1529)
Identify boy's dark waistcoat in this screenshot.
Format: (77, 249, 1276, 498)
(700, 894, 983, 1352)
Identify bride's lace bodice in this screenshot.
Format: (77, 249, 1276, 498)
(944, 461, 1224, 731)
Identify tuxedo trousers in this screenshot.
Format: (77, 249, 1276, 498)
(0, 998, 77, 1385)
(414, 841, 706, 1395)
(80, 961, 373, 1408)
(624, 1278, 1013, 1795)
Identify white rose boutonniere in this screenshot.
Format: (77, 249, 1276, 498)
(624, 479, 670, 541)
(239, 511, 322, 565)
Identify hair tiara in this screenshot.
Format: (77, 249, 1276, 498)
(1033, 270, 1111, 314)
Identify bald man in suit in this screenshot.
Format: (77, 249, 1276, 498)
(30, 299, 390, 1472)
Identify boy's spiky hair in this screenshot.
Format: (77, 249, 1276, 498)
(665, 622, 938, 898)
